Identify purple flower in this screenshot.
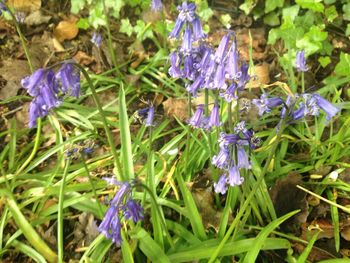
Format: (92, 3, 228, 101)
(0, 1, 7, 15)
(181, 25, 193, 55)
(292, 103, 306, 120)
(91, 32, 102, 48)
(252, 94, 283, 116)
(295, 50, 308, 72)
(28, 96, 48, 128)
(280, 95, 295, 119)
(187, 76, 204, 97)
(98, 179, 143, 246)
(123, 200, 144, 223)
(308, 94, 340, 121)
(208, 103, 221, 128)
(21, 68, 46, 97)
(238, 63, 250, 88)
(237, 147, 250, 169)
(151, 0, 163, 11)
(212, 146, 231, 169)
(220, 83, 238, 102)
(192, 17, 206, 40)
(40, 71, 61, 110)
(227, 165, 244, 186)
(212, 64, 227, 90)
(56, 63, 81, 98)
(225, 39, 240, 80)
(169, 52, 182, 78)
(177, 2, 196, 23)
(218, 132, 239, 148)
(213, 33, 231, 64)
(169, 18, 185, 39)
(145, 105, 155, 127)
(214, 175, 228, 194)
(188, 104, 205, 128)
(15, 12, 26, 23)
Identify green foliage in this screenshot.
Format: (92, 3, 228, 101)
(334, 52, 350, 76)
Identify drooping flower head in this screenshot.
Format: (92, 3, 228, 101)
(56, 63, 81, 98)
(252, 93, 283, 116)
(214, 175, 228, 194)
(303, 93, 340, 121)
(98, 179, 143, 246)
(295, 50, 308, 72)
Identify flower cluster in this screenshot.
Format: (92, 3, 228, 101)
(213, 121, 260, 194)
(21, 62, 81, 127)
(98, 178, 143, 246)
(151, 0, 163, 11)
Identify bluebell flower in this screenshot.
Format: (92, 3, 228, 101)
(213, 33, 231, 64)
(292, 103, 306, 120)
(212, 146, 231, 169)
(169, 52, 182, 78)
(39, 71, 61, 110)
(21, 68, 46, 97)
(180, 25, 193, 55)
(308, 94, 340, 121)
(91, 32, 102, 48)
(227, 165, 244, 187)
(177, 2, 196, 23)
(208, 103, 221, 128)
(15, 12, 26, 23)
(220, 83, 238, 102)
(218, 132, 239, 148)
(237, 147, 250, 169)
(252, 94, 284, 116)
(28, 96, 48, 128)
(188, 104, 205, 128)
(56, 63, 81, 98)
(123, 200, 144, 223)
(214, 175, 228, 194)
(225, 39, 240, 80)
(151, 0, 163, 11)
(280, 95, 295, 119)
(187, 76, 204, 97)
(237, 63, 250, 89)
(145, 105, 155, 127)
(169, 18, 185, 39)
(212, 64, 227, 90)
(192, 17, 206, 40)
(98, 179, 143, 246)
(295, 50, 308, 72)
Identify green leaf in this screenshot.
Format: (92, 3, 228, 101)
(120, 18, 134, 37)
(318, 56, 331, 68)
(346, 24, 350, 36)
(282, 5, 300, 21)
(239, 0, 258, 15)
(295, 0, 324, 13)
(197, 1, 214, 21)
(325, 5, 338, 22)
(343, 3, 350, 21)
(76, 18, 90, 30)
(265, 0, 284, 13)
(131, 228, 170, 263)
(296, 25, 328, 55)
(243, 210, 299, 263)
(335, 52, 350, 76)
(71, 0, 86, 14)
(134, 20, 153, 41)
(264, 11, 280, 26)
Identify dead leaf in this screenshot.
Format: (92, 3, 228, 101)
(53, 19, 79, 42)
(73, 51, 95, 66)
(7, 0, 41, 13)
(24, 10, 51, 26)
(247, 63, 270, 88)
(163, 98, 189, 121)
(0, 59, 30, 100)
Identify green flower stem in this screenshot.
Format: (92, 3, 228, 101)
(0, 189, 58, 262)
(184, 93, 192, 175)
(208, 118, 287, 263)
(15, 118, 42, 176)
(301, 71, 305, 94)
(58, 159, 70, 263)
(102, 0, 122, 78)
(7, 9, 34, 72)
(81, 156, 104, 219)
(73, 63, 123, 179)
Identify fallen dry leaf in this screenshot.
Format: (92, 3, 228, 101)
(163, 98, 189, 121)
(24, 10, 51, 26)
(7, 0, 41, 12)
(247, 63, 270, 88)
(54, 19, 79, 42)
(73, 51, 95, 66)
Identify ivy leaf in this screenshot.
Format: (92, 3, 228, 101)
(134, 20, 153, 41)
(282, 5, 300, 21)
(264, 12, 280, 26)
(295, 0, 324, 13)
(265, 0, 284, 13)
(71, 0, 86, 14)
(239, 0, 258, 15)
(76, 18, 90, 30)
(334, 52, 350, 76)
(120, 18, 134, 37)
(325, 5, 338, 22)
(343, 3, 350, 21)
(318, 56, 331, 68)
